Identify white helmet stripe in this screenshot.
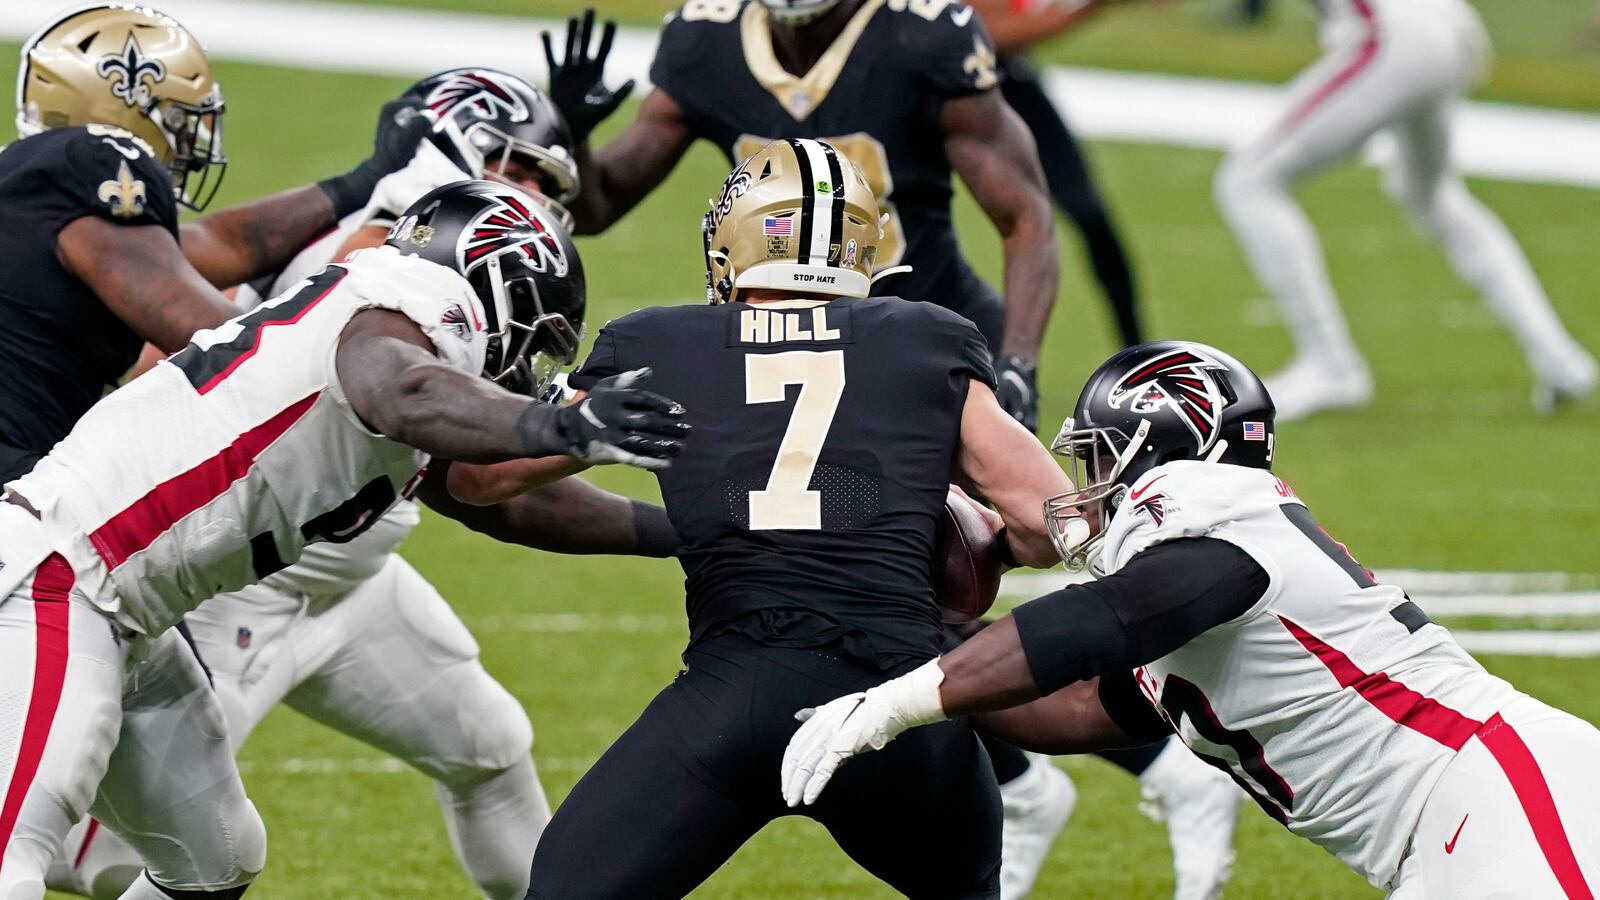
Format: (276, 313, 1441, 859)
(796, 139, 837, 265)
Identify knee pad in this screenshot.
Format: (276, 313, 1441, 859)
(440, 674, 534, 786)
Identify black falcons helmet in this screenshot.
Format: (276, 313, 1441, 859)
(403, 68, 579, 218)
(385, 180, 585, 397)
(1044, 341, 1274, 570)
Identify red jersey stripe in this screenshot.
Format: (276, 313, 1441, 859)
(0, 554, 74, 877)
(88, 392, 321, 570)
(1279, 615, 1483, 749)
(1477, 714, 1596, 900)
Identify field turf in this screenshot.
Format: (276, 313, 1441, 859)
(5, 4, 1599, 895)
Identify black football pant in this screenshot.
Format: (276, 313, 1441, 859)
(525, 632, 1002, 900)
(999, 59, 1143, 347)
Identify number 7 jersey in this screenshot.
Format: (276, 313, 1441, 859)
(5, 247, 488, 637)
(570, 296, 995, 666)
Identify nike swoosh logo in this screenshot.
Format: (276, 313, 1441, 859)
(1128, 474, 1167, 503)
(950, 5, 973, 26)
(1444, 813, 1469, 854)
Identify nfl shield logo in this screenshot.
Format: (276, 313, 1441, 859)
(236, 627, 252, 650)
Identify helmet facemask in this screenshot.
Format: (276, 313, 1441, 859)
(155, 91, 227, 210)
(1043, 419, 1151, 573)
(481, 255, 583, 397)
(459, 121, 580, 229)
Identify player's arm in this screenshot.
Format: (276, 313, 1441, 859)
(780, 537, 1266, 805)
(565, 90, 697, 235)
(446, 437, 593, 505)
(416, 464, 680, 557)
(57, 218, 236, 352)
(966, 0, 1107, 54)
(334, 309, 688, 465)
(331, 224, 392, 262)
(943, 90, 1058, 427)
(180, 99, 429, 287)
(952, 380, 1073, 568)
(970, 676, 1163, 755)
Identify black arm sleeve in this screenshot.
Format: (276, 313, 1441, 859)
(1098, 670, 1174, 744)
(1011, 537, 1269, 695)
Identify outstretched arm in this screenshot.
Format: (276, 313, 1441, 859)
(334, 309, 688, 465)
(181, 98, 429, 287)
(953, 380, 1074, 568)
(566, 90, 697, 235)
(417, 464, 680, 557)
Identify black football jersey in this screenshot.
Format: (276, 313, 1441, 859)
(651, 0, 1007, 346)
(572, 296, 995, 665)
(0, 126, 180, 483)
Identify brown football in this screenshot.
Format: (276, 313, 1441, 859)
(934, 487, 1004, 625)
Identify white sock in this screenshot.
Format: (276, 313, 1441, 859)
(436, 757, 551, 900)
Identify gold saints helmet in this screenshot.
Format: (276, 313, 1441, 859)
(16, 4, 227, 210)
(702, 138, 898, 304)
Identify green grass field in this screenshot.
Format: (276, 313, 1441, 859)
(7, 0, 1600, 894)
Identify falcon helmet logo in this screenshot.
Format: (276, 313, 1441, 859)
(459, 190, 568, 278)
(1107, 347, 1228, 453)
(422, 70, 529, 123)
(96, 34, 167, 108)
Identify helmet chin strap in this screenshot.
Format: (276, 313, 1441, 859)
(1203, 439, 1230, 463)
(1110, 418, 1153, 485)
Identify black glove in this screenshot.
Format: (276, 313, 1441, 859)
(542, 8, 635, 145)
(540, 369, 690, 469)
(995, 356, 1040, 434)
(318, 97, 430, 219)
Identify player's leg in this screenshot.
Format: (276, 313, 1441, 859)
(1132, 739, 1243, 900)
(999, 60, 1141, 346)
(277, 556, 546, 900)
(0, 555, 126, 900)
(1214, 32, 1447, 419)
(88, 631, 265, 898)
(50, 585, 304, 899)
(1380, 98, 1597, 410)
(1392, 695, 1600, 897)
(527, 635, 774, 900)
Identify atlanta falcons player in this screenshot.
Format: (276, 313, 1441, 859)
(0, 180, 687, 900)
(46, 74, 628, 900)
(784, 341, 1600, 898)
(1215, 0, 1596, 420)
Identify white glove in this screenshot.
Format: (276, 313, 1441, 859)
(361, 140, 475, 227)
(780, 659, 948, 807)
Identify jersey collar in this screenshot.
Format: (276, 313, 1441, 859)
(741, 0, 884, 122)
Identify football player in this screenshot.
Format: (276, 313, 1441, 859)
(1213, 0, 1597, 419)
(450, 140, 1065, 899)
(46, 72, 664, 900)
(784, 341, 1600, 898)
(0, 179, 686, 900)
(1, 3, 432, 486)
(542, 4, 1058, 432)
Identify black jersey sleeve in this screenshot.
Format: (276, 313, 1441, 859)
(31, 127, 179, 238)
(954, 314, 997, 390)
(568, 326, 624, 391)
(1010, 537, 1269, 695)
(893, 2, 1002, 101)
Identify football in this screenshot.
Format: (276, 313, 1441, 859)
(934, 487, 1005, 625)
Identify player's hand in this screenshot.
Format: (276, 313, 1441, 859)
(995, 355, 1040, 434)
(542, 9, 635, 145)
(781, 660, 948, 807)
(320, 98, 432, 219)
(554, 369, 689, 469)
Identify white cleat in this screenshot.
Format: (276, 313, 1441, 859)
(1263, 356, 1373, 423)
(1531, 345, 1597, 415)
(999, 755, 1077, 900)
(1139, 742, 1243, 900)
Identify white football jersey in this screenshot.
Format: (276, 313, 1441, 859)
(7, 247, 488, 635)
(1104, 461, 1520, 889)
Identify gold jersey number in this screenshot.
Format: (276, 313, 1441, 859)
(735, 133, 905, 269)
(745, 350, 846, 531)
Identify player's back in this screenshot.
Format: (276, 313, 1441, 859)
(9, 247, 487, 636)
(1105, 461, 1520, 888)
(572, 295, 994, 666)
(0, 126, 181, 482)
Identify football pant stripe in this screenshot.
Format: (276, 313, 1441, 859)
(1477, 714, 1596, 900)
(0, 554, 73, 877)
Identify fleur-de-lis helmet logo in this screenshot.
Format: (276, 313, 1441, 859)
(96, 34, 167, 108)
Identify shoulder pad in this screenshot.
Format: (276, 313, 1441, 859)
(1101, 462, 1273, 573)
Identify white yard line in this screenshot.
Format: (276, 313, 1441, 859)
(8, 0, 1600, 188)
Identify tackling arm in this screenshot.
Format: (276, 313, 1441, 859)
(952, 380, 1074, 567)
(566, 90, 697, 235)
(57, 217, 236, 353)
(942, 91, 1058, 363)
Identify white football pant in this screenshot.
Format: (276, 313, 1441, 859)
(1388, 694, 1600, 898)
(0, 548, 264, 900)
(1215, 0, 1590, 387)
(51, 553, 547, 900)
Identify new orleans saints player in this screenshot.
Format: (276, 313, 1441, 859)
(542, 3, 1057, 432)
(0, 3, 428, 484)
